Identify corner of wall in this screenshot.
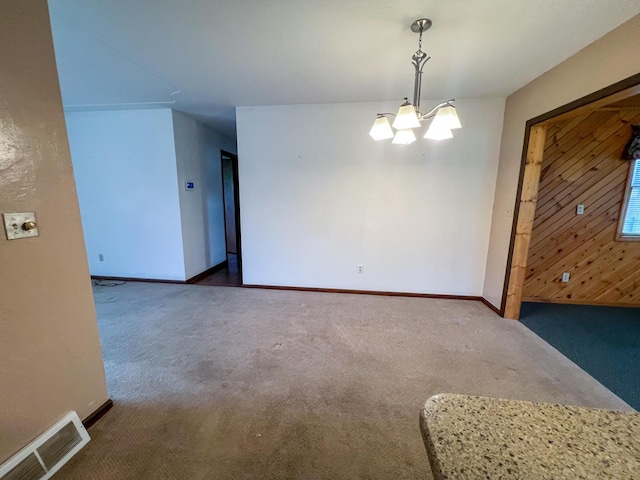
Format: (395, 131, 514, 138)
(66, 108, 186, 281)
(0, 0, 108, 462)
(171, 112, 236, 279)
(481, 13, 640, 311)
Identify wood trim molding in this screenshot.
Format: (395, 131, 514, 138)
(522, 297, 640, 309)
(82, 399, 113, 429)
(615, 234, 640, 242)
(91, 260, 229, 285)
(500, 71, 640, 319)
(91, 275, 186, 284)
(481, 297, 502, 315)
(186, 260, 228, 284)
(597, 107, 640, 112)
(504, 124, 548, 320)
(528, 72, 640, 127)
(616, 159, 640, 241)
(243, 283, 489, 303)
(536, 84, 640, 126)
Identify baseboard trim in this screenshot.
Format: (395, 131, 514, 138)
(82, 399, 113, 429)
(480, 297, 502, 315)
(92, 276, 505, 314)
(186, 260, 228, 284)
(243, 284, 485, 302)
(522, 297, 640, 309)
(91, 261, 230, 286)
(91, 275, 186, 284)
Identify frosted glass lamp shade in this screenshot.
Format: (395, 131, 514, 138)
(392, 103, 421, 130)
(433, 105, 462, 130)
(392, 129, 417, 145)
(424, 123, 453, 140)
(369, 116, 394, 140)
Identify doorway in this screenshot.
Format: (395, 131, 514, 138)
(221, 151, 242, 283)
(502, 75, 640, 319)
(195, 150, 243, 287)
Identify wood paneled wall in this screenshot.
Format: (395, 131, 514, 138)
(523, 109, 640, 305)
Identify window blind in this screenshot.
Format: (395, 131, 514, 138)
(622, 159, 640, 235)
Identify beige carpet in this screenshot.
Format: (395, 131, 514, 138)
(58, 283, 630, 479)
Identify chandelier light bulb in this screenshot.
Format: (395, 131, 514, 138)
(392, 129, 417, 145)
(392, 102, 421, 130)
(369, 116, 394, 140)
(424, 122, 453, 140)
(433, 105, 462, 130)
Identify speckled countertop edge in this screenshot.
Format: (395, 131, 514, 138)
(420, 393, 640, 480)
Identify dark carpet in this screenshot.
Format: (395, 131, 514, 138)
(521, 302, 640, 411)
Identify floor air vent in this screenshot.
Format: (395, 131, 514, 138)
(0, 412, 90, 480)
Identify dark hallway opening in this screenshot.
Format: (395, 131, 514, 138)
(196, 151, 242, 287)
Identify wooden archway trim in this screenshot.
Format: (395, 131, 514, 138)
(503, 125, 547, 319)
(500, 72, 640, 320)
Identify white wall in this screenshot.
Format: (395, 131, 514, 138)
(66, 109, 186, 280)
(172, 111, 236, 279)
(482, 14, 640, 308)
(236, 98, 505, 296)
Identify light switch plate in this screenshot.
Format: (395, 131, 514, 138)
(3, 212, 39, 240)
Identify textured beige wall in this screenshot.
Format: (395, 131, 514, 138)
(483, 14, 640, 308)
(0, 0, 108, 463)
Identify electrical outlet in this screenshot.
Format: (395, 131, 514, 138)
(576, 204, 584, 215)
(99, 254, 104, 262)
(562, 272, 570, 282)
(357, 264, 363, 274)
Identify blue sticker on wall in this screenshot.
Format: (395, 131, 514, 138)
(185, 181, 195, 190)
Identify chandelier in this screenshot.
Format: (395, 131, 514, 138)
(369, 18, 461, 144)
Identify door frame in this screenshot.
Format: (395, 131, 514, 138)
(501, 72, 640, 319)
(220, 150, 243, 285)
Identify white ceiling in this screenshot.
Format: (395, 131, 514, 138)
(48, 1, 640, 138)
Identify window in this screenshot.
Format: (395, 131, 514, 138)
(618, 159, 640, 240)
